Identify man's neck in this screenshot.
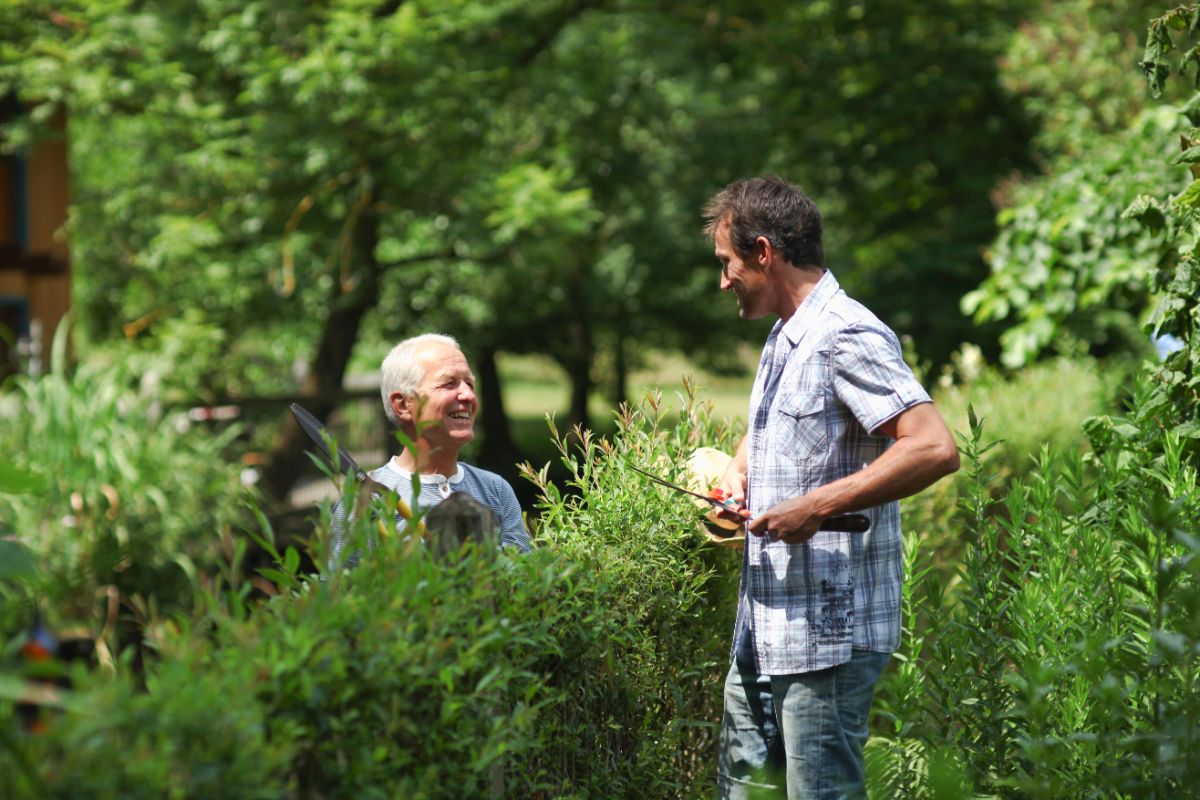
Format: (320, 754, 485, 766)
(774, 266, 827, 322)
(391, 447, 459, 478)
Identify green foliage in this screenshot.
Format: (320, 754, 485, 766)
(870, 8, 1200, 796)
(719, 0, 1036, 369)
(4, 0, 1045, 425)
(899, 350, 1119, 568)
(3, 385, 744, 797)
(873, 402, 1200, 797)
(965, 0, 1192, 368)
(1131, 6, 1200, 458)
(1001, 1, 1163, 157)
(0, 337, 248, 637)
(1, 642, 296, 799)
(963, 107, 1183, 367)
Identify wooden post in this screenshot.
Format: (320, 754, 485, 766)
(423, 491, 499, 561)
(422, 492, 504, 798)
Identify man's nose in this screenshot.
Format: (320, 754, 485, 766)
(720, 268, 732, 291)
(458, 382, 476, 402)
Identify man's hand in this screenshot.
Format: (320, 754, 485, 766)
(714, 440, 749, 524)
(746, 495, 823, 544)
(744, 401, 959, 545)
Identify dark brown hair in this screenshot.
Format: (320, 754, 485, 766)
(702, 175, 824, 268)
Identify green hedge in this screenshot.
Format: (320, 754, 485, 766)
(2, 385, 742, 798)
(0, 348, 248, 634)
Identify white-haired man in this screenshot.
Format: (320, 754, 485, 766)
(329, 333, 531, 568)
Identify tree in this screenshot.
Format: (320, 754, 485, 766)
(709, 0, 1039, 368)
(961, 0, 1189, 367)
(4, 0, 1045, 499)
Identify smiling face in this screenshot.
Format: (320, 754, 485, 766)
(391, 342, 477, 456)
(715, 217, 770, 320)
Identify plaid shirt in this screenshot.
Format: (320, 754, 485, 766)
(734, 270, 931, 674)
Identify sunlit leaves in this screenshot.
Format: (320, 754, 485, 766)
(964, 107, 1182, 367)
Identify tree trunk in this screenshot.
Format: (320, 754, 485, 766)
(565, 322, 592, 433)
(564, 271, 593, 432)
(475, 344, 522, 473)
(612, 329, 628, 409)
(259, 205, 383, 502)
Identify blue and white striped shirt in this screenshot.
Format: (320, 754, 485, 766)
(734, 269, 930, 674)
(329, 459, 531, 570)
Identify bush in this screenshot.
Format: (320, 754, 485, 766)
(0, 342, 249, 647)
(2, 382, 742, 798)
(872, 388, 1200, 797)
(901, 350, 1122, 566)
(1, 639, 296, 799)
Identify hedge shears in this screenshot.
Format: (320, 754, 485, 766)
(628, 464, 870, 533)
(289, 402, 424, 536)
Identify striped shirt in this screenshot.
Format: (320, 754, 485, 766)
(734, 269, 930, 674)
(329, 459, 531, 570)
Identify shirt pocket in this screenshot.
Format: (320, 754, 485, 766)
(774, 390, 827, 461)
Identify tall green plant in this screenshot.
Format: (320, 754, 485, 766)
(0, 336, 248, 653)
(871, 409, 1171, 796)
(3, 384, 746, 797)
(872, 10, 1200, 791)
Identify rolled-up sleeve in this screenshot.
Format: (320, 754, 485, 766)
(832, 324, 930, 435)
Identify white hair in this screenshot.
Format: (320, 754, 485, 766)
(380, 333, 461, 426)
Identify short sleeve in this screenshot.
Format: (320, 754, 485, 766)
(494, 479, 532, 552)
(832, 324, 931, 435)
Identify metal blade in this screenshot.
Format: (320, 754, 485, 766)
(627, 462, 870, 532)
(627, 464, 734, 510)
(289, 402, 365, 481)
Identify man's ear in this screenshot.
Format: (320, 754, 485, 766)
(754, 235, 772, 267)
(390, 392, 413, 423)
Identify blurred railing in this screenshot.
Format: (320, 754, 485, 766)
(179, 389, 394, 508)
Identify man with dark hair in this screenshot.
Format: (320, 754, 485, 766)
(704, 176, 959, 799)
(329, 333, 530, 569)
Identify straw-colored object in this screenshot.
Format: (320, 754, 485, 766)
(686, 447, 745, 549)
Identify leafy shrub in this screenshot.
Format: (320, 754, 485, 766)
(3, 382, 742, 798)
(0, 339, 249, 648)
(872, 8, 1200, 794)
(901, 350, 1121, 567)
(873, 391, 1200, 797)
(1, 639, 296, 799)
(962, 107, 1182, 368)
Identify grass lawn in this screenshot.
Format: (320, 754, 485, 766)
(496, 350, 755, 465)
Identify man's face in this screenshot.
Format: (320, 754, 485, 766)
(715, 219, 768, 320)
(405, 343, 477, 451)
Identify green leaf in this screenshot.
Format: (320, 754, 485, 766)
(284, 546, 300, 575)
(1122, 194, 1167, 234)
(0, 539, 38, 583)
(1173, 178, 1200, 211)
(1174, 420, 1200, 438)
(0, 460, 47, 495)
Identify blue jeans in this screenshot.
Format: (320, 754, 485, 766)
(717, 647, 890, 800)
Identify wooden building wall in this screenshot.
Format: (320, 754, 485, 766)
(0, 106, 70, 377)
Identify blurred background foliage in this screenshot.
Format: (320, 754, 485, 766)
(0, 0, 1070, 495)
(2, 0, 1179, 493)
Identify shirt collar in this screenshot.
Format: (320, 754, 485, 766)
(384, 457, 465, 486)
(778, 268, 838, 347)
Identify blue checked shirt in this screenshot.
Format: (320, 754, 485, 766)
(734, 270, 931, 674)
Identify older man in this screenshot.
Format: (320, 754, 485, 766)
(705, 177, 959, 799)
(329, 333, 531, 569)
